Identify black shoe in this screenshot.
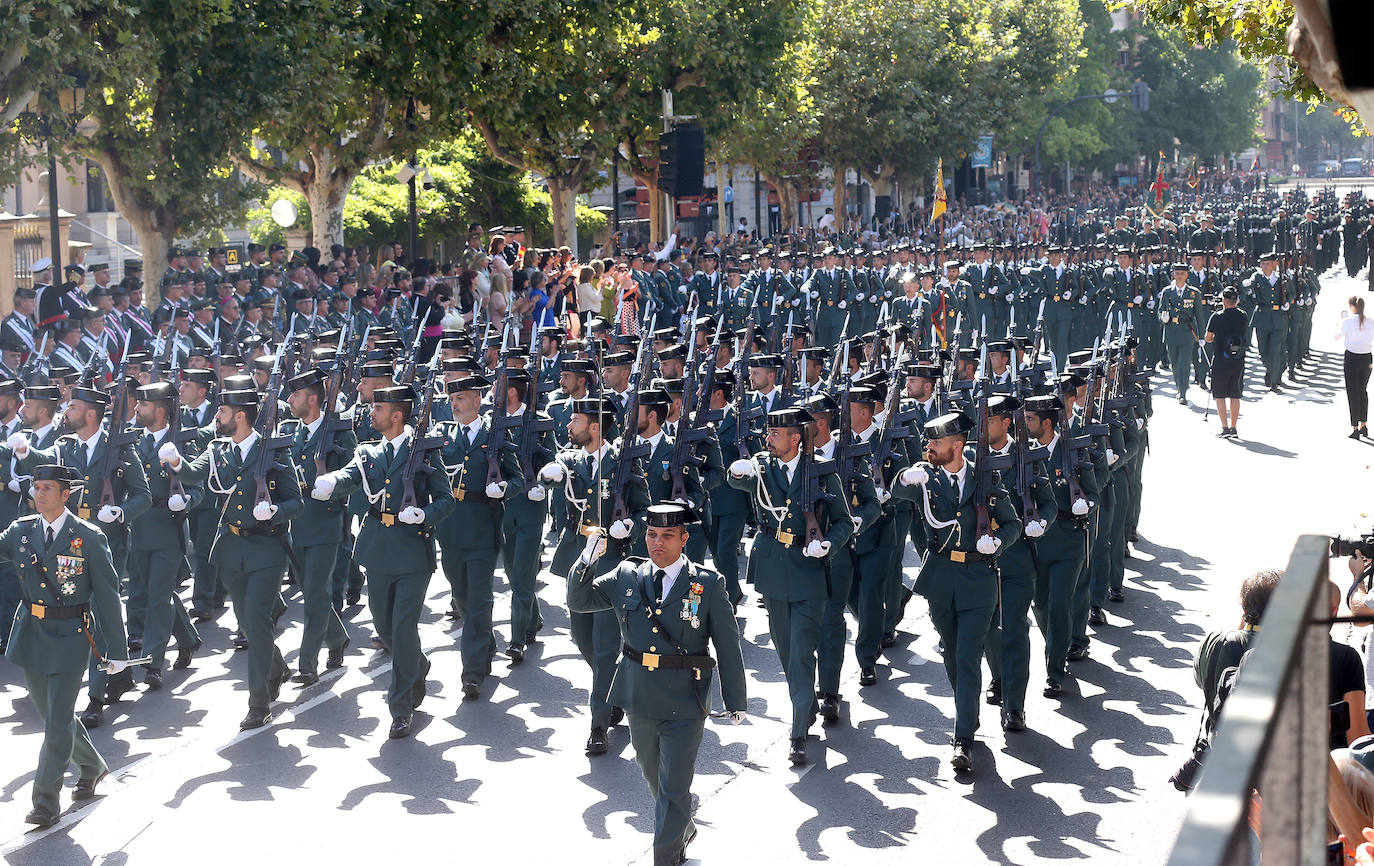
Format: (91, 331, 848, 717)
(586, 727, 609, 755)
(461, 680, 480, 701)
(1177, 396, 1187, 405)
(1107, 588, 1125, 603)
(78, 701, 104, 729)
(239, 708, 273, 730)
(445, 607, 462, 621)
(103, 669, 136, 703)
(858, 666, 877, 687)
(951, 740, 973, 772)
(525, 629, 541, 645)
(1002, 711, 1026, 733)
(369, 635, 389, 651)
(292, 671, 319, 687)
(1043, 681, 1064, 699)
(1088, 607, 1107, 626)
(1362, 427, 1371, 439)
(411, 668, 429, 710)
(232, 631, 248, 651)
(345, 588, 361, 606)
(1353, 429, 1363, 440)
(985, 678, 1003, 706)
(173, 637, 202, 670)
(1067, 645, 1089, 661)
(818, 693, 839, 721)
(389, 715, 412, 739)
(879, 632, 897, 649)
(127, 635, 143, 654)
(72, 769, 108, 801)
(679, 826, 698, 865)
(24, 808, 58, 828)
(143, 667, 162, 691)
(326, 637, 350, 670)
(788, 737, 808, 765)
(189, 607, 211, 622)
(505, 644, 524, 664)
(609, 706, 625, 726)
(269, 672, 286, 702)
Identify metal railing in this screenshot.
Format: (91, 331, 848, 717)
(1167, 534, 1331, 866)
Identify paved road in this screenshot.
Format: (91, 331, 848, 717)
(3, 267, 1372, 865)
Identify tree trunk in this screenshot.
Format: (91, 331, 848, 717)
(301, 167, 352, 250)
(833, 166, 846, 229)
(547, 175, 579, 259)
(763, 175, 798, 238)
(716, 161, 727, 241)
(90, 152, 176, 305)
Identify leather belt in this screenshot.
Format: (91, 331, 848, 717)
(770, 528, 797, 547)
(228, 523, 279, 537)
(369, 508, 399, 526)
(453, 489, 493, 502)
(932, 548, 990, 564)
(623, 646, 715, 672)
(30, 601, 89, 620)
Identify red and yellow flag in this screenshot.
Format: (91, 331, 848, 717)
(930, 157, 947, 224)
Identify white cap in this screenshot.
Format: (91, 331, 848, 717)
(30, 257, 51, 274)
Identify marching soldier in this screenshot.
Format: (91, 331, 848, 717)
(2, 464, 130, 827)
(568, 502, 746, 866)
(1158, 263, 1207, 404)
(312, 383, 455, 737)
(727, 406, 852, 765)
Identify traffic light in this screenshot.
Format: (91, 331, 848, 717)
(1130, 80, 1150, 112)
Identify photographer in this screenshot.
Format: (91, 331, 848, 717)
(1330, 579, 1371, 748)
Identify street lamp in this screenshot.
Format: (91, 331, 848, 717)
(29, 76, 87, 281)
(1032, 81, 1147, 196)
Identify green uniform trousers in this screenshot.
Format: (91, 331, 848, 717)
(569, 610, 621, 728)
(367, 569, 432, 719)
(884, 508, 914, 636)
(25, 667, 106, 816)
(501, 500, 546, 646)
(984, 566, 1034, 715)
(629, 714, 706, 866)
(440, 549, 497, 684)
(222, 564, 290, 711)
(1032, 536, 1087, 687)
(762, 595, 823, 738)
(706, 513, 747, 603)
(130, 546, 198, 671)
(294, 542, 347, 677)
(928, 588, 996, 742)
(1166, 342, 1193, 398)
(817, 550, 855, 697)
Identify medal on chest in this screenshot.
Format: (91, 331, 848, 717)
(684, 582, 703, 628)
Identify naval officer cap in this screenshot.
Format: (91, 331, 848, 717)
(1023, 394, 1063, 418)
(923, 412, 974, 440)
(569, 396, 618, 417)
(986, 394, 1020, 416)
(33, 463, 79, 485)
(220, 389, 260, 407)
(646, 502, 699, 527)
(766, 406, 813, 429)
(70, 385, 110, 407)
(802, 393, 839, 416)
(656, 343, 687, 362)
(286, 368, 328, 393)
(748, 353, 783, 369)
(372, 385, 417, 404)
(24, 385, 62, 402)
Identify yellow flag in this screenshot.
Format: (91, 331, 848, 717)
(930, 157, 947, 224)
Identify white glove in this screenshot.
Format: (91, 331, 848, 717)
(1281, 303, 1290, 311)
(97, 505, 124, 524)
(253, 500, 278, 522)
(609, 518, 632, 540)
(884, 291, 893, 299)
(1071, 497, 1089, 516)
(837, 300, 847, 310)
(1136, 417, 1145, 429)
(158, 442, 181, 471)
(1160, 313, 1170, 323)
(312, 476, 335, 500)
(485, 480, 507, 498)
(725, 710, 745, 725)
(1062, 290, 1072, 300)
(899, 465, 929, 486)
(399, 505, 425, 524)
(6, 478, 19, 493)
(852, 516, 863, 533)
(167, 493, 188, 512)
(728, 458, 756, 478)
(855, 292, 866, 301)
(6, 432, 27, 457)
(538, 463, 565, 484)
(1024, 519, 1046, 538)
(1133, 295, 1143, 304)
(1107, 448, 1120, 466)
(876, 487, 891, 504)
(803, 539, 831, 558)
(976, 534, 1001, 555)
(1079, 295, 1088, 305)
(809, 290, 819, 299)
(526, 484, 547, 502)
(1197, 339, 1205, 349)
(97, 659, 130, 675)
(578, 529, 607, 566)
(989, 286, 998, 294)
(1146, 300, 1156, 310)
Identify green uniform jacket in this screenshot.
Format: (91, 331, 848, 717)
(726, 454, 853, 602)
(22, 432, 152, 532)
(568, 556, 747, 720)
(2, 511, 128, 674)
(434, 418, 521, 553)
(179, 436, 305, 571)
(131, 430, 207, 552)
(321, 432, 457, 576)
(288, 418, 358, 546)
(548, 442, 650, 577)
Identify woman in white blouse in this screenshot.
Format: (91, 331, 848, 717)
(1342, 295, 1374, 438)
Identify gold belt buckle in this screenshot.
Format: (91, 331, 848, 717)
(77, 506, 90, 519)
(1053, 294, 1061, 301)
(1272, 304, 1280, 310)
(642, 652, 660, 671)
(950, 550, 966, 563)
(578, 523, 598, 537)
(776, 529, 794, 546)
(229, 524, 242, 536)
(381, 512, 396, 527)
(31, 603, 45, 619)
(1127, 302, 1135, 308)
(454, 488, 466, 501)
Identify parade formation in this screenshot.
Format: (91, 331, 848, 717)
(1, 178, 1367, 864)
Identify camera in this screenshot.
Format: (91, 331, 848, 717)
(1170, 739, 1209, 792)
(1331, 532, 1374, 558)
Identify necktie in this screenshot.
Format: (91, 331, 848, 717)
(84, 442, 93, 468)
(948, 471, 960, 500)
(666, 422, 675, 438)
(467, 425, 477, 446)
(653, 568, 666, 602)
(384, 442, 395, 463)
(45, 525, 54, 548)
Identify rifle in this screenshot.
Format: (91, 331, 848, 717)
(779, 311, 798, 400)
(869, 348, 918, 500)
(731, 317, 763, 460)
(315, 323, 355, 478)
(610, 314, 656, 524)
(17, 332, 49, 384)
(94, 335, 139, 509)
(797, 411, 836, 550)
(833, 338, 871, 499)
(486, 312, 520, 488)
(397, 319, 425, 385)
(1011, 401, 1050, 526)
(513, 328, 557, 497)
(251, 337, 298, 508)
(668, 316, 722, 502)
(972, 344, 1013, 543)
(341, 324, 370, 406)
(398, 360, 444, 511)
